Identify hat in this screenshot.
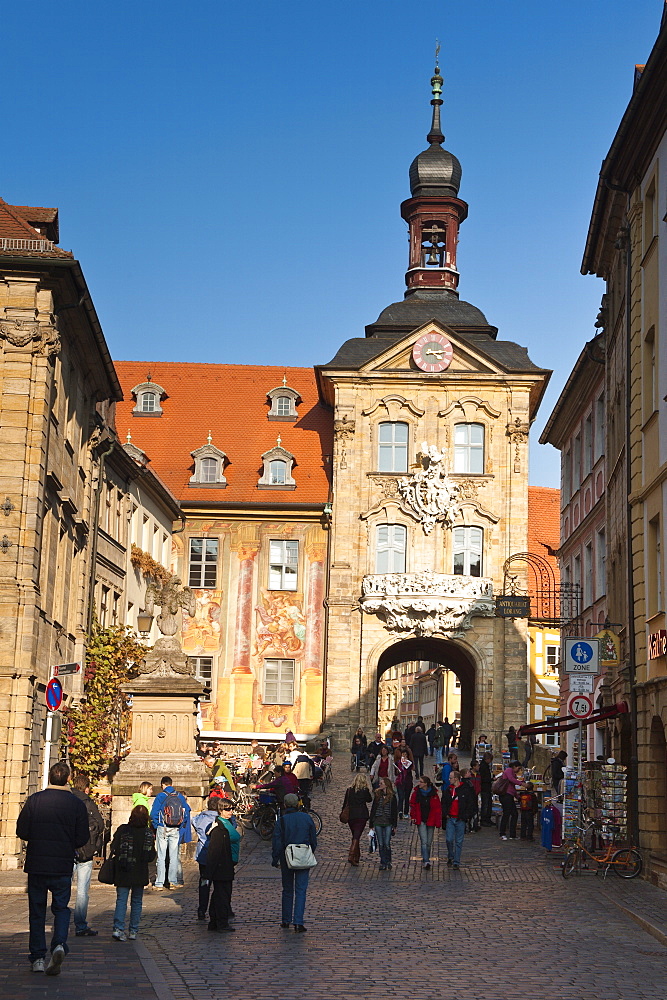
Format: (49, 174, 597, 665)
(283, 793, 299, 808)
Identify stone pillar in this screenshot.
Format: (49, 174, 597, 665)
(300, 538, 326, 733)
(229, 537, 259, 730)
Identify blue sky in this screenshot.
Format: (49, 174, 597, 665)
(2, 1, 663, 485)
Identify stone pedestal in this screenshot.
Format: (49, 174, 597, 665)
(111, 638, 208, 834)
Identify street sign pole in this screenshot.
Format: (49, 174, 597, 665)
(42, 713, 53, 790)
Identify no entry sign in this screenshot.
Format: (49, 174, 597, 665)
(568, 693, 593, 720)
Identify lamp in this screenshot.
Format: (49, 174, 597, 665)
(136, 611, 154, 637)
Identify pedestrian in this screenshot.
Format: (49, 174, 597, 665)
(433, 721, 445, 766)
(132, 781, 153, 810)
(506, 726, 519, 758)
(342, 772, 373, 865)
(192, 797, 221, 920)
(518, 782, 539, 841)
(350, 735, 367, 771)
(255, 763, 299, 804)
(397, 738, 414, 763)
(16, 761, 89, 975)
(292, 749, 316, 808)
(369, 777, 398, 871)
(409, 775, 440, 869)
(440, 718, 454, 753)
(461, 767, 481, 832)
(354, 726, 367, 749)
(473, 733, 491, 762)
(272, 792, 318, 932)
(426, 723, 437, 756)
(395, 749, 414, 818)
(550, 750, 568, 795)
(70, 772, 105, 938)
(410, 725, 428, 778)
(440, 751, 459, 788)
(367, 732, 385, 766)
(206, 800, 241, 933)
(370, 744, 396, 788)
(110, 805, 156, 941)
(150, 776, 191, 890)
(451, 719, 459, 748)
(441, 770, 477, 869)
(479, 752, 494, 825)
(497, 760, 525, 841)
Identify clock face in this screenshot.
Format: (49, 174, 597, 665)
(412, 332, 454, 372)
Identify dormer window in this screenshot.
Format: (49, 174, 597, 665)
(131, 381, 166, 417)
(258, 441, 296, 490)
(267, 382, 300, 421)
(190, 435, 227, 488)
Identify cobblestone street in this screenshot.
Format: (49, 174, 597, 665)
(2, 758, 667, 1000)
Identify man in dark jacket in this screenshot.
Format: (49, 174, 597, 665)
(271, 793, 317, 932)
(366, 734, 384, 766)
(70, 773, 104, 937)
(479, 752, 494, 825)
(441, 770, 477, 869)
(426, 724, 437, 756)
(410, 726, 428, 778)
(16, 761, 89, 975)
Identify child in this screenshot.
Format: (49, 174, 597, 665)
(518, 781, 539, 841)
(132, 782, 153, 810)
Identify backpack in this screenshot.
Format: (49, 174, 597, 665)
(161, 791, 185, 827)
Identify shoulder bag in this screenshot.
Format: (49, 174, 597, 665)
(339, 788, 350, 824)
(281, 816, 317, 870)
(97, 856, 116, 884)
(492, 775, 509, 795)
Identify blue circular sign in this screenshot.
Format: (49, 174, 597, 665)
(571, 641, 594, 664)
(46, 677, 63, 712)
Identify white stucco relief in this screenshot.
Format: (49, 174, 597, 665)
(361, 570, 494, 637)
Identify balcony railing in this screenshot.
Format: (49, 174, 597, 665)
(0, 238, 55, 252)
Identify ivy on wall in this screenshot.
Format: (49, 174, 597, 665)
(63, 623, 149, 780)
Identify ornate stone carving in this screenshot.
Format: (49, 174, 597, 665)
(137, 576, 197, 676)
(361, 571, 494, 637)
(506, 418, 530, 473)
(334, 415, 355, 469)
(368, 475, 402, 499)
(397, 442, 462, 534)
(453, 477, 487, 501)
(0, 318, 60, 356)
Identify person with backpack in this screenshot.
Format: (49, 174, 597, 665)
(441, 770, 477, 868)
(150, 776, 191, 890)
(70, 773, 105, 938)
(192, 797, 222, 920)
(426, 724, 437, 757)
(110, 805, 156, 941)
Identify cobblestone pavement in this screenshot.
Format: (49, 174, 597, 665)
(1, 756, 667, 999)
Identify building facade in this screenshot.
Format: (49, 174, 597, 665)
(526, 486, 561, 745)
(581, 14, 666, 886)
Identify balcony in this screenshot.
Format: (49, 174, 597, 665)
(361, 570, 494, 637)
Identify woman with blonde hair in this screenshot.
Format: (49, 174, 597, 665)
(369, 777, 398, 871)
(340, 772, 372, 866)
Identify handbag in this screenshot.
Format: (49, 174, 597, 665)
(281, 815, 317, 869)
(339, 789, 350, 824)
(97, 856, 116, 884)
(492, 776, 509, 795)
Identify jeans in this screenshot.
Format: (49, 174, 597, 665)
(280, 862, 310, 925)
(155, 826, 180, 887)
(375, 824, 392, 866)
(210, 880, 233, 928)
(520, 812, 535, 839)
(499, 793, 518, 838)
(27, 873, 72, 962)
(434, 748, 443, 765)
(428, 742, 435, 757)
(417, 823, 435, 863)
(446, 816, 466, 864)
(72, 859, 94, 932)
(113, 886, 144, 935)
(414, 754, 425, 778)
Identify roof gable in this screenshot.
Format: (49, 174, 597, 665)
(354, 322, 507, 376)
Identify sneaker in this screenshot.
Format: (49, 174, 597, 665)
(422, 862, 431, 869)
(452, 863, 460, 870)
(31, 958, 45, 974)
(112, 930, 127, 942)
(197, 910, 207, 921)
(153, 885, 165, 891)
(75, 927, 98, 937)
(378, 864, 386, 871)
(128, 932, 137, 940)
(280, 922, 291, 929)
(45, 945, 65, 976)
(500, 835, 508, 841)
(387, 863, 392, 870)
(447, 858, 453, 866)
(294, 925, 307, 933)
(171, 883, 185, 890)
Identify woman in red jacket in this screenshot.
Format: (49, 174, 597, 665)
(409, 776, 440, 869)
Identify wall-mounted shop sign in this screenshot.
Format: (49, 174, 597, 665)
(495, 595, 531, 618)
(648, 630, 667, 660)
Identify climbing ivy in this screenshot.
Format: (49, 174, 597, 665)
(63, 622, 149, 780)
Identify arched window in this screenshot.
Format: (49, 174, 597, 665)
(140, 391, 157, 413)
(276, 396, 292, 416)
(270, 460, 287, 485)
(454, 423, 484, 474)
(131, 381, 165, 416)
(453, 526, 483, 577)
(376, 524, 407, 573)
(378, 422, 408, 473)
(200, 457, 218, 483)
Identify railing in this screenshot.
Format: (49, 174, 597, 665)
(0, 237, 54, 252)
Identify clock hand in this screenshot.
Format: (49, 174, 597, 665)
(425, 349, 445, 359)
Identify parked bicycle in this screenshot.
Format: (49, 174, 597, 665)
(252, 791, 323, 841)
(562, 822, 642, 879)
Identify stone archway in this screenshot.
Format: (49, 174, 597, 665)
(376, 637, 476, 749)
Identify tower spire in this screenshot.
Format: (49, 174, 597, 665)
(427, 42, 445, 146)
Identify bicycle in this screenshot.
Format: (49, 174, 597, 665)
(251, 792, 323, 840)
(561, 822, 642, 879)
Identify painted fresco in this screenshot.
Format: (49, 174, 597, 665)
(253, 591, 306, 658)
(182, 589, 223, 653)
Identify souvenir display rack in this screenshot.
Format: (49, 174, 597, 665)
(583, 761, 628, 843)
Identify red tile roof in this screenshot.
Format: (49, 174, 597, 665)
(113, 362, 333, 506)
(0, 198, 70, 258)
(528, 486, 560, 592)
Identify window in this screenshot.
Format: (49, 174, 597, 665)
(378, 422, 408, 473)
(190, 441, 227, 487)
(594, 395, 604, 460)
(131, 381, 165, 416)
(596, 528, 606, 600)
(188, 657, 213, 685)
(546, 646, 559, 672)
(544, 717, 558, 747)
(269, 539, 298, 590)
(644, 176, 657, 248)
(643, 328, 657, 419)
(583, 415, 592, 476)
(264, 659, 295, 705)
(188, 538, 218, 588)
(140, 391, 157, 413)
(648, 516, 663, 616)
(572, 435, 581, 492)
(200, 457, 218, 483)
(563, 448, 572, 500)
(375, 524, 407, 573)
(270, 460, 286, 485)
(100, 585, 110, 627)
(267, 385, 300, 420)
(584, 542, 593, 608)
(276, 396, 292, 416)
(454, 423, 484, 474)
(453, 526, 483, 577)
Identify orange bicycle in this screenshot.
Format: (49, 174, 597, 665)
(562, 821, 642, 879)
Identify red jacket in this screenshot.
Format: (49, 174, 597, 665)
(409, 787, 440, 826)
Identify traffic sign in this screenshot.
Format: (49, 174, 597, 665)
(45, 677, 63, 712)
(569, 674, 594, 694)
(563, 637, 600, 673)
(52, 662, 81, 676)
(569, 694, 593, 720)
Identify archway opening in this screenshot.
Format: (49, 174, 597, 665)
(376, 638, 475, 750)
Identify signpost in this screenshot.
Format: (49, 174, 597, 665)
(495, 595, 531, 618)
(568, 694, 593, 720)
(52, 662, 81, 677)
(569, 674, 594, 694)
(563, 638, 600, 673)
(42, 677, 64, 788)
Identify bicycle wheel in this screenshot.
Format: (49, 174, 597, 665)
(562, 849, 577, 878)
(611, 848, 643, 878)
(307, 809, 323, 835)
(257, 806, 276, 841)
